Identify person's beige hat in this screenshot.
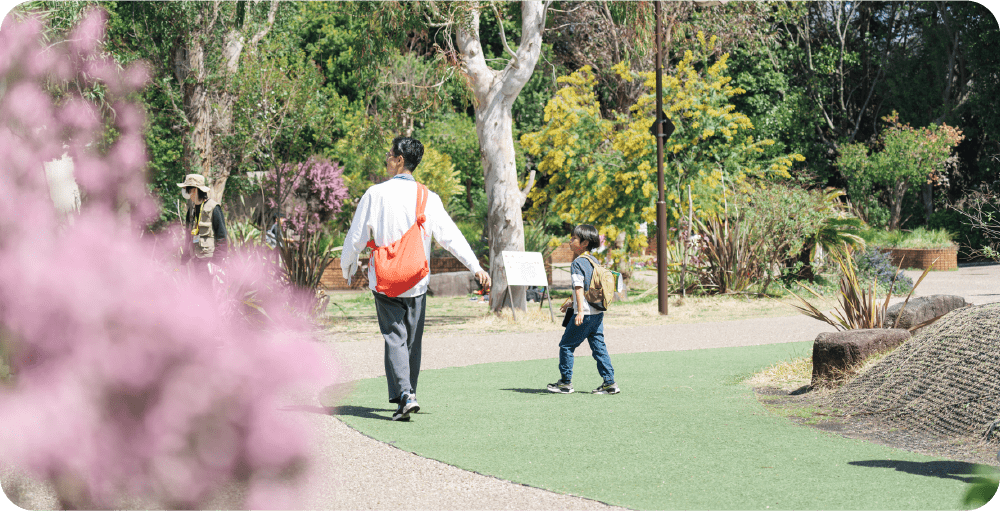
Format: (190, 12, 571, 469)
(176, 174, 210, 192)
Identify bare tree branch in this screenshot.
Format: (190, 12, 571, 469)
(490, 2, 519, 69)
(519, 169, 536, 206)
(249, 0, 279, 47)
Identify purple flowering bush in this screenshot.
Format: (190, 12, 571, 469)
(264, 157, 348, 301)
(266, 156, 349, 236)
(0, 9, 334, 509)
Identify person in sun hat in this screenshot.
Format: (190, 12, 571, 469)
(177, 173, 228, 273)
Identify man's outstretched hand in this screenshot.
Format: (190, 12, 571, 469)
(475, 271, 491, 290)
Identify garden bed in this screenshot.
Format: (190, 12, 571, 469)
(861, 228, 958, 271)
(878, 246, 958, 271)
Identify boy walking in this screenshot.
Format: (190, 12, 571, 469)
(547, 224, 620, 395)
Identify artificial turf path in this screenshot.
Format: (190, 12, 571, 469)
(334, 341, 990, 510)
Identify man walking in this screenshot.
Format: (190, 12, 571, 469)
(342, 137, 490, 421)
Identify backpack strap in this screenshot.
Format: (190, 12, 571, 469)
(367, 183, 429, 249)
(581, 254, 600, 269)
(415, 183, 428, 226)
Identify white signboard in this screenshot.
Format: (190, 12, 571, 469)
(501, 251, 549, 286)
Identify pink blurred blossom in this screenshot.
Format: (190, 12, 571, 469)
(0, 8, 335, 509)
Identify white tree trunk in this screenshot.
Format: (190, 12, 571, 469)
(457, 1, 547, 313)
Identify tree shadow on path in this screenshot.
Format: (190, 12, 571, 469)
(849, 460, 993, 483)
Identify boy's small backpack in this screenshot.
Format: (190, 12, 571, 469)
(580, 254, 621, 311)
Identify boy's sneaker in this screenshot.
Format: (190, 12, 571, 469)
(546, 381, 574, 394)
(592, 382, 620, 394)
(391, 392, 419, 421)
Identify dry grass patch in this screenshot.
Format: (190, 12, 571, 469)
(747, 356, 813, 391)
(322, 288, 841, 342)
(747, 348, 895, 393)
(810, 349, 894, 389)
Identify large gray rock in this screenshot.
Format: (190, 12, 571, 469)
(811, 329, 911, 386)
(885, 294, 967, 331)
(428, 271, 478, 297)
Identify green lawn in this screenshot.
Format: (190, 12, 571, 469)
(333, 342, 994, 510)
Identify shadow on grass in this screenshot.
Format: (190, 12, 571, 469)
(501, 388, 553, 395)
(849, 460, 990, 483)
(331, 404, 392, 421)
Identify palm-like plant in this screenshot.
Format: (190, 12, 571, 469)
(786, 245, 932, 331)
(810, 189, 867, 262)
(814, 217, 866, 257)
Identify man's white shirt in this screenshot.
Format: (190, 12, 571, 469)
(341, 175, 484, 297)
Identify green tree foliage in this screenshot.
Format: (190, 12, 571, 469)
(288, 2, 366, 102)
(228, 32, 330, 178)
(521, 35, 804, 268)
(728, 43, 825, 186)
(31, 1, 306, 203)
(762, 1, 1000, 203)
(837, 112, 964, 230)
(413, 147, 461, 209)
(736, 184, 836, 293)
(144, 86, 188, 224)
(376, 52, 455, 138)
(415, 112, 482, 216)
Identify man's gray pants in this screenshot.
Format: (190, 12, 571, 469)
(373, 291, 426, 403)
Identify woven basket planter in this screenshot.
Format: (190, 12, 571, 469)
(879, 246, 958, 271)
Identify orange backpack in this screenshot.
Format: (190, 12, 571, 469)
(367, 183, 430, 297)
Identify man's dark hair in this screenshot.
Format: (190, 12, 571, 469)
(391, 136, 424, 172)
(197, 188, 208, 201)
(572, 224, 600, 251)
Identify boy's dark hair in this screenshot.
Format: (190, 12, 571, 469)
(391, 136, 424, 172)
(572, 224, 600, 251)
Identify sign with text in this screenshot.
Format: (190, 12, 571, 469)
(501, 251, 549, 286)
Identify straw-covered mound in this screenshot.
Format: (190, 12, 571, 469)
(830, 302, 1000, 442)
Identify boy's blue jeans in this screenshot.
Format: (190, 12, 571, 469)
(558, 312, 615, 384)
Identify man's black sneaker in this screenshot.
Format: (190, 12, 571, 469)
(391, 401, 409, 421)
(592, 382, 620, 394)
(402, 392, 420, 414)
(391, 392, 419, 421)
(546, 381, 574, 394)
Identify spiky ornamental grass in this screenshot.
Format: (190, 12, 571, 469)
(786, 247, 932, 331)
(0, 9, 335, 509)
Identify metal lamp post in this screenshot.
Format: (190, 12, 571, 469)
(654, 0, 669, 315)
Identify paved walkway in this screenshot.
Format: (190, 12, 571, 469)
(6, 264, 999, 509)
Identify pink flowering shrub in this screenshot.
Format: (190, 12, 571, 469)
(0, 9, 334, 509)
(265, 156, 349, 236)
(263, 157, 348, 298)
